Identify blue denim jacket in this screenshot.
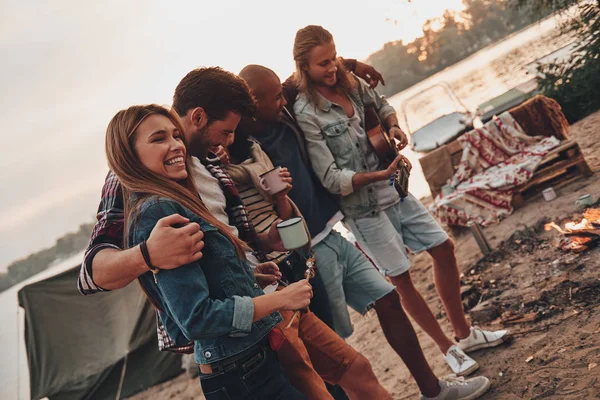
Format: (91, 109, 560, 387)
(128, 196, 281, 364)
(294, 77, 396, 218)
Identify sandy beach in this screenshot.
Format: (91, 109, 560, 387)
(128, 111, 600, 399)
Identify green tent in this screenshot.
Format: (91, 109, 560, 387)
(17, 265, 182, 400)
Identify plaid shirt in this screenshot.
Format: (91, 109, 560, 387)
(78, 153, 259, 295)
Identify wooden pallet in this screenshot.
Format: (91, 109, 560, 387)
(512, 140, 593, 208)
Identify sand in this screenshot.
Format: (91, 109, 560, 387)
(128, 110, 600, 399)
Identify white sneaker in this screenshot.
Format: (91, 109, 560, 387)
(457, 326, 508, 353)
(444, 345, 479, 376)
(421, 375, 491, 400)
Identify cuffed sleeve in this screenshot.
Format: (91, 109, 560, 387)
(77, 243, 119, 295)
(132, 199, 256, 341)
(295, 112, 357, 196)
(230, 295, 255, 337)
(77, 171, 125, 295)
(340, 170, 357, 196)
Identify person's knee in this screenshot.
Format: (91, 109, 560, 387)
(345, 352, 373, 377)
(442, 238, 455, 252)
(389, 272, 416, 293)
(373, 290, 404, 313)
(432, 238, 455, 256)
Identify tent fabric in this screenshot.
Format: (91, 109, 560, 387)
(17, 266, 182, 400)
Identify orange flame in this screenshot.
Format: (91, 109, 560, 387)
(565, 218, 592, 231)
(544, 221, 566, 234)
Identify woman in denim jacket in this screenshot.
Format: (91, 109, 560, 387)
(105, 104, 311, 400)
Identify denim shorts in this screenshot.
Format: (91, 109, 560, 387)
(346, 193, 449, 277)
(313, 230, 395, 338)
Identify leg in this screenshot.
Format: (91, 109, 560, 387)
(346, 207, 456, 351)
(309, 267, 335, 329)
(312, 238, 354, 338)
(392, 195, 507, 357)
(373, 291, 441, 398)
(427, 239, 471, 339)
(329, 233, 441, 398)
(276, 310, 333, 399)
(298, 310, 391, 400)
(325, 383, 350, 400)
(390, 270, 480, 376)
(338, 354, 392, 400)
(390, 271, 455, 353)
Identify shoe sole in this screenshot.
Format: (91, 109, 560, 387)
(460, 336, 507, 353)
(459, 378, 491, 400)
(456, 362, 480, 377)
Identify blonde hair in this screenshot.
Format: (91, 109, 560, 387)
(293, 25, 355, 106)
(105, 104, 248, 258)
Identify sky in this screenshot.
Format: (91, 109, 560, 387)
(0, 0, 465, 270)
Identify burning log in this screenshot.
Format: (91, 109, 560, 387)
(545, 208, 600, 252)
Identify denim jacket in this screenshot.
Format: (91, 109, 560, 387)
(294, 77, 396, 218)
(128, 196, 281, 364)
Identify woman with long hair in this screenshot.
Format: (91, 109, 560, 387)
(105, 103, 310, 400)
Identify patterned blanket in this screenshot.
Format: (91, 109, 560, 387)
(430, 112, 560, 227)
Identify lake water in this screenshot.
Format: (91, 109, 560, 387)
(0, 16, 573, 400)
(387, 16, 573, 200)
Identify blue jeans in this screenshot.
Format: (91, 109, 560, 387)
(199, 339, 306, 400)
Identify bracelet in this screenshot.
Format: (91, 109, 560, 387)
(390, 124, 401, 130)
(140, 240, 160, 274)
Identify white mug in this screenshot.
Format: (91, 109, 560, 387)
(542, 187, 557, 202)
(575, 194, 594, 208)
(259, 167, 287, 195)
(277, 217, 309, 250)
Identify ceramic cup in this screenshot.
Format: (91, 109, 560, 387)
(277, 217, 309, 250)
(542, 187, 557, 202)
(575, 194, 594, 208)
(259, 166, 287, 195)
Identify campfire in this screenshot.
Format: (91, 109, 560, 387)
(545, 208, 600, 252)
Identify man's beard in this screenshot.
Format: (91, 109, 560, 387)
(186, 125, 210, 159)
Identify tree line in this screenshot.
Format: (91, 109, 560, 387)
(368, 0, 557, 98)
(0, 222, 94, 292)
(524, 0, 600, 122)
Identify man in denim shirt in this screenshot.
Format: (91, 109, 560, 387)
(292, 25, 507, 399)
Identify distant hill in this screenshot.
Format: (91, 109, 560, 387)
(367, 0, 555, 98)
(0, 222, 94, 292)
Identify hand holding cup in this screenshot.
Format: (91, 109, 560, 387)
(259, 166, 288, 195)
